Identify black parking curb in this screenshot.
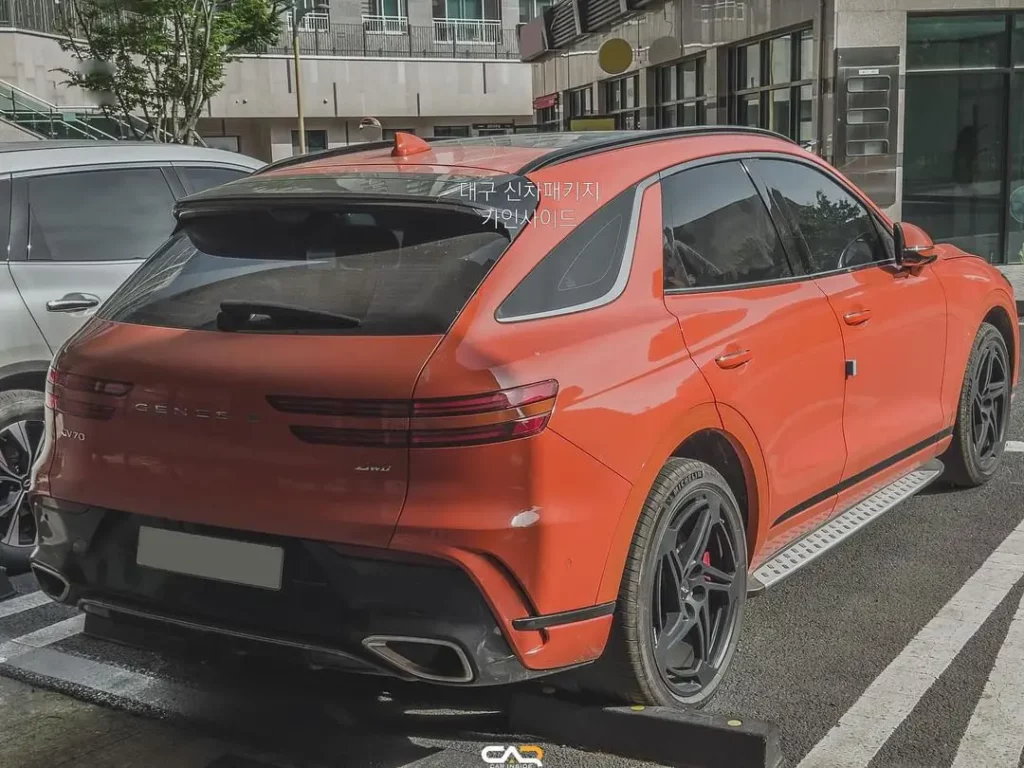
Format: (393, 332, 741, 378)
(0, 567, 15, 601)
(508, 693, 784, 768)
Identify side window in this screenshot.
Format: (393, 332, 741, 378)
(496, 185, 636, 320)
(751, 158, 887, 273)
(177, 166, 251, 195)
(27, 168, 176, 262)
(662, 160, 791, 289)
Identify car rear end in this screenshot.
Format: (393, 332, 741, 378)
(27, 164, 564, 685)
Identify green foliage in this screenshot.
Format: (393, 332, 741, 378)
(56, 0, 286, 143)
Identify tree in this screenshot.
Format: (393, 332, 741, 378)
(56, 0, 287, 144)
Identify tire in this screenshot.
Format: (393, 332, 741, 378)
(941, 322, 1012, 488)
(0, 389, 45, 574)
(579, 458, 747, 708)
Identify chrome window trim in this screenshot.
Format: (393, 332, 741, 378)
(494, 174, 656, 324)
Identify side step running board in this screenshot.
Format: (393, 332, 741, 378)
(748, 458, 945, 594)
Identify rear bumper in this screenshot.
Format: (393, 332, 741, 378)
(31, 503, 603, 686)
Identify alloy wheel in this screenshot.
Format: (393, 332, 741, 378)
(651, 490, 743, 700)
(970, 339, 1010, 472)
(0, 419, 44, 555)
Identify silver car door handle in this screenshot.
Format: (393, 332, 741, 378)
(46, 293, 101, 313)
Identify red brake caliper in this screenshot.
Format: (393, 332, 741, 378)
(702, 551, 711, 580)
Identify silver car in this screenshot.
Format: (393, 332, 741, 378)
(0, 141, 265, 570)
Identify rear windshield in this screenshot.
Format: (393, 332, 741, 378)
(98, 205, 511, 336)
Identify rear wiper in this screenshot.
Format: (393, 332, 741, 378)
(216, 301, 362, 331)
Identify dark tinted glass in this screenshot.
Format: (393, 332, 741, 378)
(907, 15, 1008, 70)
(902, 71, 1005, 262)
(496, 186, 636, 320)
(99, 206, 510, 336)
(752, 158, 886, 273)
(662, 161, 790, 289)
(1017, 15, 1024, 65)
(0, 178, 10, 261)
(179, 166, 251, 195)
(27, 168, 176, 262)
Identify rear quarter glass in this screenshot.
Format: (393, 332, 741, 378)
(97, 182, 538, 336)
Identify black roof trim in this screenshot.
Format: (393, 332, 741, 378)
(254, 137, 449, 175)
(515, 126, 799, 174)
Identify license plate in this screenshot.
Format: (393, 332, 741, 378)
(136, 526, 284, 591)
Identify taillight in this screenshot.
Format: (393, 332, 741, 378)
(270, 380, 558, 448)
(46, 367, 133, 421)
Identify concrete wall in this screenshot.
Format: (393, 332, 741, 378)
(0, 31, 97, 106)
(208, 54, 532, 119)
(0, 29, 533, 126)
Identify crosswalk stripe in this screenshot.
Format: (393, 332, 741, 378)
(0, 591, 51, 619)
(1006, 441, 1024, 453)
(0, 614, 84, 661)
(797, 516, 1024, 768)
(950, 587, 1024, 767)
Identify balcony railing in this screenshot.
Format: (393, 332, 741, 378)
(1, 0, 521, 60)
(432, 18, 502, 45)
(362, 14, 409, 35)
(287, 10, 330, 32)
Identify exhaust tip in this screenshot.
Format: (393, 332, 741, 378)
(30, 563, 70, 603)
(362, 635, 474, 684)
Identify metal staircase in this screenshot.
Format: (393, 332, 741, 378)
(0, 80, 185, 142)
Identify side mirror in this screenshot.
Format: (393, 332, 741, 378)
(893, 221, 937, 268)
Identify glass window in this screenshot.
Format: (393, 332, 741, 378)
(682, 59, 700, 98)
(738, 95, 760, 126)
(178, 166, 252, 196)
(568, 86, 592, 118)
(291, 129, 328, 154)
(799, 29, 814, 81)
(770, 89, 791, 136)
(907, 15, 1008, 71)
(1006, 80, 1024, 263)
(752, 158, 887, 273)
(660, 66, 677, 102)
(655, 57, 707, 129)
(903, 71, 1006, 262)
(770, 36, 792, 85)
(1017, 14, 1024, 66)
(496, 185, 636, 319)
(661, 161, 791, 289)
(27, 168, 176, 263)
(604, 74, 641, 130)
(732, 30, 811, 142)
(101, 205, 513, 336)
(434, 125, 471, 137)
(798, 84, 814, 142)
(740, 43, 760, 89)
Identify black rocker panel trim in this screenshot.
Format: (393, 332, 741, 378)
(771, 426, 955, 528)
(512, 601, 617, 631)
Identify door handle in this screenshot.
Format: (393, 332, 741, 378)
(46, 293, 100, 313)
(843, 309, 872, 326)
(715, 349, 753, 369)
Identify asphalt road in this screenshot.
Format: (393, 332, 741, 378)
(2, 380, 1023, 768)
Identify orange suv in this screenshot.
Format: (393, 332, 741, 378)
(27, 129, 1020, 708)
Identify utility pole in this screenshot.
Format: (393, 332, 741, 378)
(292, 0, 306, 154)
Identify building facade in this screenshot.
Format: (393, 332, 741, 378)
(520, 0, 1024, 267)
(1, 0, 539, 160)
